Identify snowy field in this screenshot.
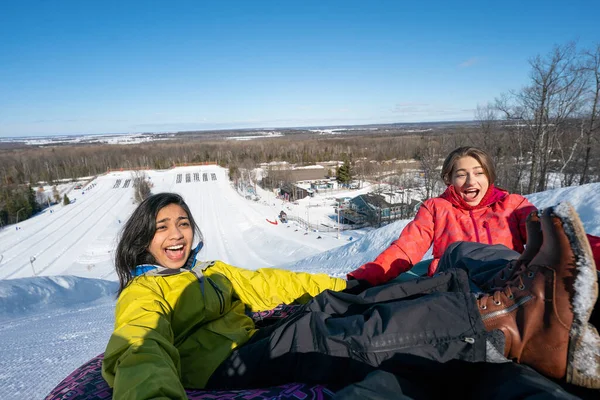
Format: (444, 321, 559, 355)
(0, 165, 599, 399)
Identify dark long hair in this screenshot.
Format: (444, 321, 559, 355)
(115, 192, 201, 294)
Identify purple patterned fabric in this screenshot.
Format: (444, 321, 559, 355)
(45, 354, 335, 400)
(45, 305, 335, 399)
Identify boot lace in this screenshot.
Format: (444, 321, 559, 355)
(490, 259, 521, 289)
(479, 264, 532, 310)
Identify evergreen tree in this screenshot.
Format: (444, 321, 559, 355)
(0, 186, 34, 223)
(63, 194, 71, 205)
(27, 185, 40, 214)
(336, 159, 352, 185)
(0, 209, 7, 226)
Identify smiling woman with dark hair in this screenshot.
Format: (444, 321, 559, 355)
(102, 192, 347, 398)
(114, 192, 203, 294)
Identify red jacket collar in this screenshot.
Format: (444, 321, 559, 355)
(440, 184, 507, 210)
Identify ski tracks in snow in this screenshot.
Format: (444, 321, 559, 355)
(0, 297, 114, 399)
(0, 178, 131, 279)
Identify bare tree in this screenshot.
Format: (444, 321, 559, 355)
(416, 141, 442, 199)
(353, 158, 371, 189)
(132, 171, 152, 204)
(52, 186, 61, 204)
(474, 103, 499, 153)
(35, 188, 47, 208)
(495, 43, 586, 192)
(579, 44, 600, 184)
(494, 95, 529, 193)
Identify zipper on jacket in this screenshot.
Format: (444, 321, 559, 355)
(207, 278, 225, 315)
(469, 210, 481, 243)
(483, 221, 492, 244)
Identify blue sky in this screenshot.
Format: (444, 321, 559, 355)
(1, 0, 599, 137)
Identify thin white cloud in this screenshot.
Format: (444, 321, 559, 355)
(390, 103, 474, 120)
(392, 103, 430, 113)
(395, 102, 429, 107)
(459, 57, 480, 68)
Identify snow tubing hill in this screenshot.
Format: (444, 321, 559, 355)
(45, 305, 335, 399)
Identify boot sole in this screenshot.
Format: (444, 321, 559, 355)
(552, 202, 600, 389)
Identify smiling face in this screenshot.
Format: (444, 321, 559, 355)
(148, 203, 193, 269)
(450, 156, 490, 206)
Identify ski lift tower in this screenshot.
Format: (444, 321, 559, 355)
(16, 207, 25, 223)
(337, 200, 341, 239)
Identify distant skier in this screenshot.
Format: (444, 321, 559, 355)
(278, 211, 287, 223)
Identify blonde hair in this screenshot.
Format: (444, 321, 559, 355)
(441, 147, 496, 185)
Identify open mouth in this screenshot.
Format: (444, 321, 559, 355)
(164, 244, 186, 261)
(463, 189, 480, 201)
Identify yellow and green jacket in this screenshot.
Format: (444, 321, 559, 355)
(101, 260, 346, 400)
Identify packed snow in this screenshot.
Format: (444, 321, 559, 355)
(0, 165, 599, 399)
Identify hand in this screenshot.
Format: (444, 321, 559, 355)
(342, 278, 372, 295)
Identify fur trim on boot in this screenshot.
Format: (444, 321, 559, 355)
(554, 203, 600, 389)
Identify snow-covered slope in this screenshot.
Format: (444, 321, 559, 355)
(0, 166, 344, 280)
(0, 170, 599, 399)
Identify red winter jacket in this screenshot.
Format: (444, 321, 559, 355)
(348, 185, 600, 286)
(590, 236, 600, 272)
(348, 185, 536, 285)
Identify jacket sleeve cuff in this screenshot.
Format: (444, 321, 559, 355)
(347, 262, 385, 286)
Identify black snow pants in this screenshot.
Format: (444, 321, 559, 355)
(437, 241, 521, 290)
(207, 251, 590, 399)
(207, 268, 490, 389)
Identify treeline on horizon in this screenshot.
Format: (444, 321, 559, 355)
(0, 41, 598, 225)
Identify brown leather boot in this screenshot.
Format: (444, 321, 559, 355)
(477, 203, 599, 389)
(481, 210, 543, 291)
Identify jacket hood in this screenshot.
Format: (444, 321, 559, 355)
(440, 184, 508, 210)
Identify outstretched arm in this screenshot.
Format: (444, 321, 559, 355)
(347, 203, 435, 286)
(209, 261, 346, 311)
(102, 279, 186, 400)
